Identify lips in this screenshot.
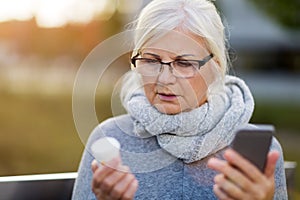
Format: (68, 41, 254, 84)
(158, 93, 176, 96)
(157, 92, 178, 101)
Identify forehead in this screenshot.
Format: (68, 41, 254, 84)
(142, 30, 207, 56)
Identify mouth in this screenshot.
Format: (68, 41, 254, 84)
(157, 92, 178, 101)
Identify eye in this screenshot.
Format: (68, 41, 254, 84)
(140, 58, 160, 64)
(175, 60, 193, 67)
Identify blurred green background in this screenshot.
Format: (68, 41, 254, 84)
(0, 0, 299, 199)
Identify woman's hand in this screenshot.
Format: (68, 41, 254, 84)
(91, 158, 138, 200)
(207, 149, 279, 200)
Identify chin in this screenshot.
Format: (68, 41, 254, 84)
(154, 104, 182, 115)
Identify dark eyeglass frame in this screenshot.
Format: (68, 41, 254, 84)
(131, 53, 214, 72)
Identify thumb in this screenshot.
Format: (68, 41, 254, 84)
(91, 159, 99, 173)
(264, 151, 280, 178)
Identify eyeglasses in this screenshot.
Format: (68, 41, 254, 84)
(131, 53, 214, 78)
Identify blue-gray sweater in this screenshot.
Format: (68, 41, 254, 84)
(72, 114, 288, 200)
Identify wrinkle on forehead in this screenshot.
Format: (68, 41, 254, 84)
(142, 29, 209, 57)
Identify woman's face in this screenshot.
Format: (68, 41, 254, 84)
(140, 30, 213, 114)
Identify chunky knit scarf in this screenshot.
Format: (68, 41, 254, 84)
(125, 75, 254, 163)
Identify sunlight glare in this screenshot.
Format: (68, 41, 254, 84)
(0, 0, 34, 22)
(0, 0, 109, 28)
(117, 0, 143, 14)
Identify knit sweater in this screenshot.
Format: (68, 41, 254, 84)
(72, 114, 288, 200)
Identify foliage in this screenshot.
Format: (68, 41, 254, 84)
(248, 0, 300, 29)
(251, 100, 300, 131)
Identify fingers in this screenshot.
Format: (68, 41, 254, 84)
(208, 149, 278, 200)
(208, 157, 252, 190)
(91, 159, 138, 200)
(214, 174, 244, 199)
(264, 151, 279, 177)
(223, 149, 264, 182)
(100, 165, 129, 195)
(110, 169, 134, 199)
(121, 178, 138, 200)
(213, 184, 234, 200)
(224, 149, 279, 182)
(92, 158, 121, 188)
(92, 160, 99, 173)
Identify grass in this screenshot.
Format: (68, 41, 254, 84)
(0, 89, 299, 198)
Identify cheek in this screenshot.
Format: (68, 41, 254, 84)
(142, 78, 156, 103)
(194, 79, 208, 100)
(182, 77, 208, 106)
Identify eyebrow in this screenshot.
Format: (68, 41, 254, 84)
(176, 54, 196, 59)
(142, 52, 196, 59)
(142, 52, 161, 59)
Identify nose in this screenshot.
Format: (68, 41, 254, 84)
(157, 64, 176, 84)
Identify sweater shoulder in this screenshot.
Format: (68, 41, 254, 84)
(97, 114, 133, 133)
(86, 114, 133, 145)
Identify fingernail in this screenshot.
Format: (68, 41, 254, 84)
(92, 159, 98, 166)
(92, 159, 103, 169)
(225, 149, 235, 158)
(208, 158, 219, 167)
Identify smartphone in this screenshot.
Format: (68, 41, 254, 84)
(231, 125, 274, 172)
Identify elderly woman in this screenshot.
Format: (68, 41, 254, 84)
(72, 0, 288, 199)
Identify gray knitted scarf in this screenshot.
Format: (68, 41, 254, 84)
(125, 75, 254, 163)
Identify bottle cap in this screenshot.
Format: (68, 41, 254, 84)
(91, 137, 120, 163)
